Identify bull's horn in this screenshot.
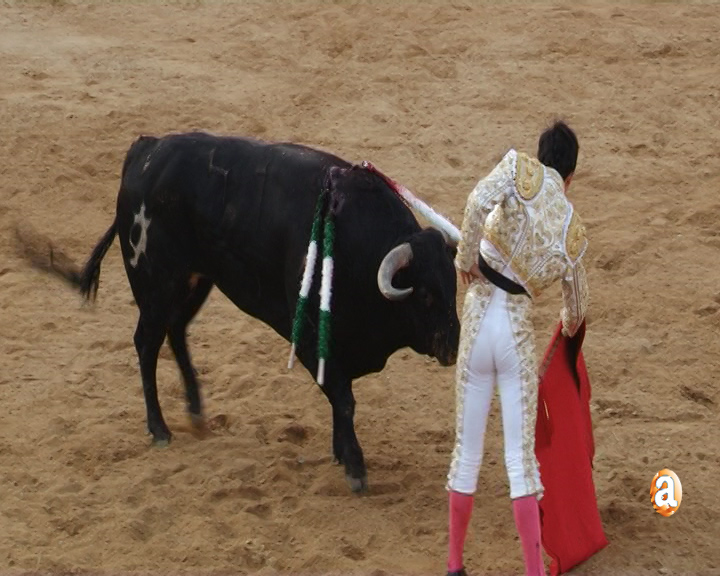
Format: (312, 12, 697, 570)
(377, 242, 414, 301)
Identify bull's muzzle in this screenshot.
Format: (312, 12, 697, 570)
(437, 347, 458, 367)
(433, 330, 459, 366)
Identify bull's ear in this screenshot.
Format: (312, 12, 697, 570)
(426, 226, 457, 259)
(431, 226, 458, 250)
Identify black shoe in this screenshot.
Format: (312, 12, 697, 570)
(447, 569, 467, 576)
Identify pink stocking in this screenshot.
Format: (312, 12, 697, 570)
(448, 491, 474, 572)
(512, 495, 545, 576)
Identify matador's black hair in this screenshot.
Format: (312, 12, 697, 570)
(537, 120, 579, 180)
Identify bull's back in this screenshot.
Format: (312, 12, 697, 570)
(116, 131, 347, 278)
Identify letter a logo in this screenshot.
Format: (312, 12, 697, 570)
(650, 469, 682, 517)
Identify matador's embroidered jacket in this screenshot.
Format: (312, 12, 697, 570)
(455, 148, 589, 338)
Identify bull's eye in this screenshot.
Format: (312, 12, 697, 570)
(418, 288, 434, 307)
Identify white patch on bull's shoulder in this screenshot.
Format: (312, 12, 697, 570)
(129, 203, 151, 268)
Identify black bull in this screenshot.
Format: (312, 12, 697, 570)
(19, 132, 461, 492)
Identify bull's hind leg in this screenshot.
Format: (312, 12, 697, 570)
(120, 198, 208, 445)
(133, 304, 173, 445)
(167, 276, 213, 431)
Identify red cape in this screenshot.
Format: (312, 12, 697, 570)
(535, 321, 608, 575)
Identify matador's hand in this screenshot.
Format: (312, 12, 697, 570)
(459, 263, 482, 286)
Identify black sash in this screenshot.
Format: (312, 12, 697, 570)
(477, 251, 529, 297)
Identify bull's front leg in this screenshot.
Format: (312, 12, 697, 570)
(323, 376, 367, 493)
(292, 341, 367, 492)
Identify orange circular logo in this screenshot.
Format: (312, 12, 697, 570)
(650, 469, 682, 516)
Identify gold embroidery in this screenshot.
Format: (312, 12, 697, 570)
(565, 211, 587, 262)
(505, 294, 543, 498)
(484, 204, 520, 264)
(561, 259, 589, 337)
(447, 279, 493, 491)
(454, 152, 516, 273)
(514, 152, 544, 200)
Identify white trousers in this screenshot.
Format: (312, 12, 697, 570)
(447, 286, 543, 500)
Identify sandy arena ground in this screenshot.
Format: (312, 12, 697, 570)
(1, 1, 719, 575)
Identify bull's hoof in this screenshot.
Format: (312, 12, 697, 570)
(189, 413, 210, 439)
(346, 474, 368, 493)
(151, 431, 172, 447)
(190, 413, 206, 430)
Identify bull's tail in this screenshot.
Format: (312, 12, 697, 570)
(77, 221, 117, 300)
(14, 219, 117, 302)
